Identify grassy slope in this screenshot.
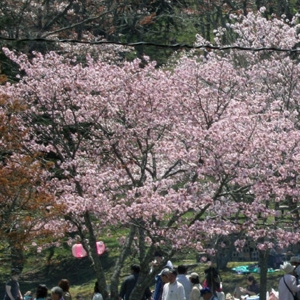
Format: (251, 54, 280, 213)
(0, 249, 284, 300)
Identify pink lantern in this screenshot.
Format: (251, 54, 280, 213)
(72, 243, 88, 258)
(72, 241, 105, 258)
(96, 241, 106, 255)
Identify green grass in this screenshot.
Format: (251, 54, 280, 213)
(0, 243, 284, 299)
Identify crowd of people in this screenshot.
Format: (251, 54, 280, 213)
(12, 252, 300, 300)
(3, 270, 85, 300)
(3, 257, 225, 300)
(1, 260, 245, 300)
(118, 252, 225, 300)
(232, 255, 300, 300)
(119, 263, 221, 300)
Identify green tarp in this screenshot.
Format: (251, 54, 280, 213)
(231, 265, 275, 274)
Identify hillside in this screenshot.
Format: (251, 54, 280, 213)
(0, 249, 284, 300)
(0, 253, 110, 299)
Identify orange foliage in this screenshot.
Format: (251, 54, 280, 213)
(0, 92, 66, 252)
(139, 13, 156, 26)
(0, 62, 8, 85)
(0, 74, 7, 85)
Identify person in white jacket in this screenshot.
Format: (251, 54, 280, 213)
(162, 269, 186, 300)
(177, 265, 192, 299)
(278, 262, 300, 300)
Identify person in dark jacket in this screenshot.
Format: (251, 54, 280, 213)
(4, 269, 23, 300)
(35, 284, 48, 300)
(245, 275, 260, 295)
(119, 264, 151, 300)
(235, 275, 260, 299)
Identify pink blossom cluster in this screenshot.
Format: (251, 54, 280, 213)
(1, 10, 300, 255)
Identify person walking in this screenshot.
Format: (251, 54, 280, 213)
(50, 287, 64, 300)
(4, 269, 23, 300)
(291, 256, 300, 300)
(200, 288, 218, 300)
(279, 262, 300, 300)
(153, 269, 171, 300)
(291, 256, 300, 282)
(177, 265, 192, 300)
(152, 252, 173, 300)
(189, 273, 202, 300)
(161, 269, 186, 300)
(92, 282, 103, 300)
(58, 280, 72, 300)
(203, 266, 222, 295)
(34, 284, 48, 300)
(119, 264, 151, 300)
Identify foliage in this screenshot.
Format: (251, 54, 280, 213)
(0, 92, 66, 271)
(0, 0, 299, 66)
(1, 8, 300, 300)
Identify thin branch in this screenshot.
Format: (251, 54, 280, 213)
(41, 9, 113, 38)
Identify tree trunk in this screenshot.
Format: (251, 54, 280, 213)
(84, 211, 109, 300)
(10, 243, 24, 273)
(259, 249, 270, 300)
(109, 225, 137, 300)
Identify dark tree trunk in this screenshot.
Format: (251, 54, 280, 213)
(259, 249, 270, 300)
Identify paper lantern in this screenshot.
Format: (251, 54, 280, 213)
(96, 241, 106, 255)
(72, 243, 88, 258)
(72, 241, 105, 258)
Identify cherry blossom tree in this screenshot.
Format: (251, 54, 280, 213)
(1, 8, 300, 300)
(187, 7, 300, 297)
(1, 51, 195, 299)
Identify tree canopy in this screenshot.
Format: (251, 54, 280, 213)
(0, 0, 299, 65)
(0, 0, 300, 300)
(0, 5, 300, 300)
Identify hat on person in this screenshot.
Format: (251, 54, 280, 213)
(290, 256, 300, 264)
(159, 268, 171, 276)
(190, 272, 199, 279)
(200, 287, 213, 295)
(281, 262, 295, 274)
